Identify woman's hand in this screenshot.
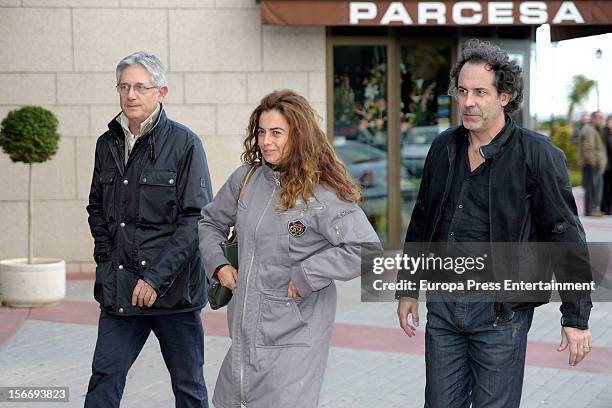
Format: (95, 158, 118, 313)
(217, 265, 238, 292)
(287, 281, 301, 298)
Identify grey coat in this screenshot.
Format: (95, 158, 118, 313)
(198, 163, 380, 408)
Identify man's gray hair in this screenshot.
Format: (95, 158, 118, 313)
(116, 51, 167, 88)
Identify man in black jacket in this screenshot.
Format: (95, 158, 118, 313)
(396, 40, 593, 407)
(85, 51, 212, 408)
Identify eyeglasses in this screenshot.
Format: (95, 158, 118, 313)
(115, 83, 158, 95)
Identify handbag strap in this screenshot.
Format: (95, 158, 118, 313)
(237, 165, 257, 203)
(226, 165, 257, 242)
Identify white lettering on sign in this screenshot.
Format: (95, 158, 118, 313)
(348, 1, 585, 25)
(381, 2, 413, 24)
(453, 2, 483, 25)
(350, 2, 377, 24)
(418, 2, 446, 24)
(552, 1, 584, 24)
(488, 2, 513, 24)
(519, 2, 547, 25)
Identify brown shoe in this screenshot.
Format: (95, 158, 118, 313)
(586, 211, 605, 217)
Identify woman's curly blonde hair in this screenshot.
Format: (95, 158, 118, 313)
(241, 89, 361, 210)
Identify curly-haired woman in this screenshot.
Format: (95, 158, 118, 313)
(198, 90, 380, 408)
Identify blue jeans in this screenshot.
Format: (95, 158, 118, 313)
(424, 294, 534, 408)
(85, 310, 209, 408)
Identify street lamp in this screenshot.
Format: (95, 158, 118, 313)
(595, 48, 602, 110)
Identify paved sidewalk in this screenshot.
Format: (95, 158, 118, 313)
(1, 188, 611, 407)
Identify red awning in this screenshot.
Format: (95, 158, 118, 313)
(550, 25, 612, 41)
(261, 1, 612, 35)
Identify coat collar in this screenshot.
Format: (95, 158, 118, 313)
(260, 159, 282, 186)
(107, 103, 167, 141)
(452, 115, 516, 160)
(107, 104, 168, 162)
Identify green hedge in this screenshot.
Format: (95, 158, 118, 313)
(550, 125, 581, 187)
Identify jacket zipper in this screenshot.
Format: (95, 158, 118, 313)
(239, 176, 278, 406)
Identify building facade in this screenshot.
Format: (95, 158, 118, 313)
(0, 0, 609, 270)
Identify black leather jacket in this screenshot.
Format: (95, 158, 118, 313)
(87, 105, 213, 315)
(397, 118, 592, 329)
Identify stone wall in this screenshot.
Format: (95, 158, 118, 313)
(0, 0, 327, 270)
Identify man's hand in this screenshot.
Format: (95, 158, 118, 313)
(131, 279, 157, 308)
(557, 326, 592, 366)
(287, 282, 301, 298)
(217, 265, 238, 292)
(397, 297, 419, 337)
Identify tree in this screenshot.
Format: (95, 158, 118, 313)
(0, 106, 60, 264)
(566, 75, 595, 129)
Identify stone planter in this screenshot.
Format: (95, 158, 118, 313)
(0, 258, 66, 308)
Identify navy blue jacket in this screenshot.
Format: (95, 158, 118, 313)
(87, 105, 213, 315)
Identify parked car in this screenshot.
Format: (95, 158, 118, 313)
(401, 125, 447, 177)
(333, 138, 413, 200)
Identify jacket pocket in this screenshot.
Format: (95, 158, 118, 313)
(255, 293, 311, 348)
(99, 170, 116, 222)
(138, 170, 178, 224)
(94, 261, 115, 308)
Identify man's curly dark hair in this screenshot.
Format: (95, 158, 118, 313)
(448, 39, 524, 114)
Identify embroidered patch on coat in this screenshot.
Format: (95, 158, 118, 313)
(288, 220, 307, 237)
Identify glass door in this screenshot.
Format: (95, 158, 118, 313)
(332, 44, 390, 241)
(399, 43, 453, 234)
(329, 37, 454, 245)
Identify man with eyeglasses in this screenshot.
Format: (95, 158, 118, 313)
(85, 51, 212, 408)
(396, 39, 593, 407)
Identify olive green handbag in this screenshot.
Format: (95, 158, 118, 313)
(208, 165, 257, 310)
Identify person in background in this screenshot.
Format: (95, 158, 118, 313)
(579, 110, 607, 216)
(572, 111, 590, 145)
(601, 114, 612, 214)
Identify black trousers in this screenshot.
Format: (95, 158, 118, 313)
(583, 165, 603, 213)
(601, 169, 612, 213)
(85, 309, 209, 408)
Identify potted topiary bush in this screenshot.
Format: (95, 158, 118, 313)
(0, 106, 65, 307)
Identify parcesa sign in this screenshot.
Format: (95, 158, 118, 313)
(260, 1, 610, 27)
(350, 1, 584, 25)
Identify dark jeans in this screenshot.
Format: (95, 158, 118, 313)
(85, 310, 208, 408)
(602, 169, 612, 213)
(583, 165, 603, 213)
(424, 294, 534, 408)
